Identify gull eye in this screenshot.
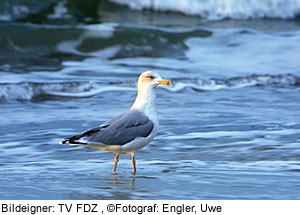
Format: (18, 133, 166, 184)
(146, 74, 155, 80)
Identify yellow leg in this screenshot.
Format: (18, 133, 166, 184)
(131, 154, 136, 174)
(113, 153, 119, 173)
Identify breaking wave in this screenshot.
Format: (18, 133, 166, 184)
(2, 0, 300, 23)
(0, 74, 299, 101)
(109, 0, 300, 20)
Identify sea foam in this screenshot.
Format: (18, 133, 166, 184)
(0, 74, 298, 101)
(109, 0, 300, 20)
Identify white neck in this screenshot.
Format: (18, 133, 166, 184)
(131, 86, 157, 113)
(131, 85, 159, 127)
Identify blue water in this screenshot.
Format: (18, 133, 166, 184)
(1, 0, 300, 200)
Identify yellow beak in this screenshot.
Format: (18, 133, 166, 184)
(158, 79, 172, 86)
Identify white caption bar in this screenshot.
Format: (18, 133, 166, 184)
(0, 200, 299, 215)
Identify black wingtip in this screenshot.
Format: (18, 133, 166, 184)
(60, 127, 102, 145)
(60, 138, 70, 144)
(60, 138, 88, 145)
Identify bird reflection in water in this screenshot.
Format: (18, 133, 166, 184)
(112, 173, 136, 189)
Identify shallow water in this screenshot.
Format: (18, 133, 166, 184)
(1, 0, 300, 200)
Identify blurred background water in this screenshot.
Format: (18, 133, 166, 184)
(1, 0, 300, 199)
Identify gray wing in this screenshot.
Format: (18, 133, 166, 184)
(64, 110, 154, 146)
(94, 110, 154, 145)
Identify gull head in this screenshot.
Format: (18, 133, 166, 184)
(138, 71, 171, 89)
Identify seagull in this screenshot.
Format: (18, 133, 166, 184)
(61, 71, 171, 174)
